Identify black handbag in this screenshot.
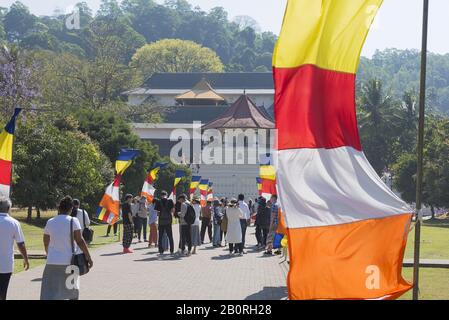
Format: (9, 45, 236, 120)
(70, 218, 90, 276)
(81, 209, 94, 244)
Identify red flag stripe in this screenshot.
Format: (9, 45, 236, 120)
(274, 64, 361, 151)
(0, 159, 12, 185)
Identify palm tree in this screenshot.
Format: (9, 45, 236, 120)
(357, 80, 402, 174)
(358, 79, 401, 132)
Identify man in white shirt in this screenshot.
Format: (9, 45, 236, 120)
(71, 199, 90, 229)
(0, 197, 29, 300)
(238, 194, 251, 254)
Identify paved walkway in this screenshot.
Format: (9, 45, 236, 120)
(8, 225, 288, 300)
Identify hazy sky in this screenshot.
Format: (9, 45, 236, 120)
(1, 0, 448, 57)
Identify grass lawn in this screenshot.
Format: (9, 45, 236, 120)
(400, 217, 449, 300)
(400, 268, 449, 300)
(12, 209, 120, 273)
(404, 218, 449, 260)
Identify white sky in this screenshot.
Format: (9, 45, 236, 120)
(0, 0, 448, 57)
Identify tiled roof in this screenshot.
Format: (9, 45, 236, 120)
(144, 72, 274, 90)
(202, 95, 275, 129)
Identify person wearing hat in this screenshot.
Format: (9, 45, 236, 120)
(225, 199, 244, 256)
(190, 196, 202, 254)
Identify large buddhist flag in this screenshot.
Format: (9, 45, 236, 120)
(0, 108, 21, 197)
(274, 0, 413, 300)
(96, 149, 139, 224)
(169, 170, 185, 201)
(199, 179, 209, 207)
(141, 162, 167, 202)
(189, 176, 202, 197)
(259, 154, 276, 200)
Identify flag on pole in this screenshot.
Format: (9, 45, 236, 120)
(96, 149, 139, 225)
(169, 170, 185, 201)
(189, 176, 202, 197)
(141, 162, 167, 202)
(199, 179, 209, 207)
(273, 0, 413, 300)
(115, 149, 140, 175)
(0, 108, 21, 197)
(256, 177, 262, 196)
(96, 175, 121, 225)
(259, 154, 276, 200)
(207, 182, 214, 201)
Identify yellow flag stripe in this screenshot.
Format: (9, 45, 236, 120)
(0, 131, 13, 162)
(273, 0, 383, 73)
(116, 160, 132, 175)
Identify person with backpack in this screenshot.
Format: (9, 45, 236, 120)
(154, 191, 175, 256)
(177, 194, 194, 256)
(71, 199, 93, 244)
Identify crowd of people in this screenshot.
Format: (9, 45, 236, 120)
(0, 191, 280, 300)
(115, 191, 281, 258)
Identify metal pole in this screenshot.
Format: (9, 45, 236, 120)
(413, 0, 429, 301)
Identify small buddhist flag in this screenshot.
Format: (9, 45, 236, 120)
(207, 182, 214, 201)
(141, 162, 167, 202)
(96, 149, 139, 225)
(0, 108, 21, 197)
(169, 170, 185, 201)
(199, 179, 209, 207)
(115, 149, 140, 175)
(189, 176, 202, 197)
(259, 154, 276, 200)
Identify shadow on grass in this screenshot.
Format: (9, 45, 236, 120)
(16, 217, 50, 229)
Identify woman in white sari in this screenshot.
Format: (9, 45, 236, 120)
(225, 199, 244, 256)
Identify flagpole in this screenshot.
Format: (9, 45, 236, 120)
(413, 0, 429, 301)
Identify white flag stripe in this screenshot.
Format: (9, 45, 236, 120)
(0, 184, 10, 197)
(105, 183, 120, 202)
(277, 147, 411, 229)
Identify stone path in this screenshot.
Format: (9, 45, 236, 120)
(8, 225, 288, 300)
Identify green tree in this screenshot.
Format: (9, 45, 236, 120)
(12, 115, 113, 220)
(3, 1, 37, 42)
(154, 160, 191, 198)
(74, 110, 160, 196)
(392, 117, 449, 218)
(130, 39, 224, 79)
(358, 79, 402, 174)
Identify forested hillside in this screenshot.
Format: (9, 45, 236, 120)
(0, 0, 276, 72)
(358, 49, 449, 115)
